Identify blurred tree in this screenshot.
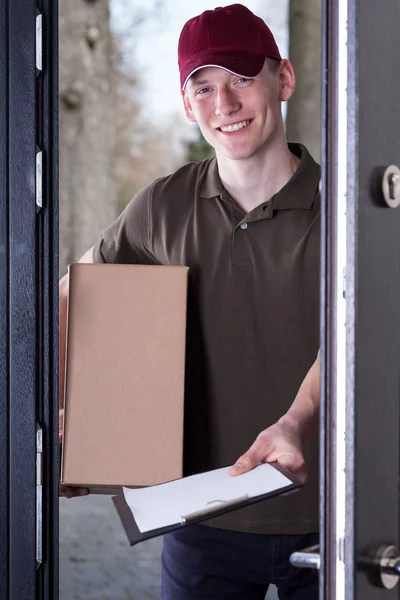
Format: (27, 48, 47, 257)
(59, 0, 187, 273)
(59, 0, 117, 276)
(114, 58, 187, 214)
(186, 125, 214, 163)
(285, 0, 322, 162)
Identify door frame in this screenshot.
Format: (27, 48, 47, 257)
(0, 0, 59, 598)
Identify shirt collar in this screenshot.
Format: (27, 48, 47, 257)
(272, 143, 320, 210)
(199, 143, 320, 210)
(200, 156, 224, 199)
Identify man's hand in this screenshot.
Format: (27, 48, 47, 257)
(59, 408, 90, 498)
(59, 481, 90, 499)
(229, 351, 321, 482)
(228, 416, 307, 483)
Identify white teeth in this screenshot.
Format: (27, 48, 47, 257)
(220, 120, 250, 133)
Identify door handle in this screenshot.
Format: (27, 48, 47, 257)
(290, 543, 400, 589)
(289, 544, 320, 570)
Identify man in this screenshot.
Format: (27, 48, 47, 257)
(59, 4, 321, 598)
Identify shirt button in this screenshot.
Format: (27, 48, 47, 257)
(240, 223, 248, 230)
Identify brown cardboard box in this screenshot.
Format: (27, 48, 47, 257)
(61, 263, 189, 493)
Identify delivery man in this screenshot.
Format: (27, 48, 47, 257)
(59, 4, 321, 598)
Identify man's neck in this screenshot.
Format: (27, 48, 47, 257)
(216, 140, 300, 214)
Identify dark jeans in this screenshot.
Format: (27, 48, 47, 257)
(161, 524, 319, 600)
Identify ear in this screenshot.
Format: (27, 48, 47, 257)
(181, 89, 197, 123)
(278, 59, 296, 102)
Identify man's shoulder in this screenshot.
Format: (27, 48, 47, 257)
(151, 158, 215, 202)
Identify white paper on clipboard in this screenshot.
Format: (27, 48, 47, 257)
(123, 463, 293, 533)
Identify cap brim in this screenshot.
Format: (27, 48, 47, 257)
(181, 51, 266, 90)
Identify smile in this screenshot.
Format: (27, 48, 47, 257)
(218, 119, 252, 133)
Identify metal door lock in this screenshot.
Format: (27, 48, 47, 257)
(359, 544, 400, 589)
(382, 165, 400, 208)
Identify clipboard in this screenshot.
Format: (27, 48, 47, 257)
(112, 462, 303, 546)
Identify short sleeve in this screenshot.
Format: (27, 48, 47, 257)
(93, 182, 155, 264)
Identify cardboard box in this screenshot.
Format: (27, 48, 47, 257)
(61, 263, 189, 493)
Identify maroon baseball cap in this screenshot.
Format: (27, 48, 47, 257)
(178, 4, 282, 90)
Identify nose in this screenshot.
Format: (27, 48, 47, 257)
(214, 87, 241, 117)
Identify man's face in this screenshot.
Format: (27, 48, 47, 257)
(182, 60, 295, 162)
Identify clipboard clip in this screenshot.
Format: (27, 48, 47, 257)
(181, 495, 250, 525)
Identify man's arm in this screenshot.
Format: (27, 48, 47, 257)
(59, 245, 94, 498)
(277, 349, 320, 441)
(59, 245, 94, 410)
(229, 351, 320, 482)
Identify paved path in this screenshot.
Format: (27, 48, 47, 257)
(60, 496, 278, 600)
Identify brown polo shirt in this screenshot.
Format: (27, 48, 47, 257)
(93, 142, 321, 534)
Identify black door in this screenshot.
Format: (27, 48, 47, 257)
(292, 1, 400, 598)
(347, 0, 400, 597)
(0, 0, 59, 598)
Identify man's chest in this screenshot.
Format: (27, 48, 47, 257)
(151, 201, 320, 288)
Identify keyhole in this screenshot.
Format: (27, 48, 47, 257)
(381, 165, 400, 208)
(388, 172, 399, 201)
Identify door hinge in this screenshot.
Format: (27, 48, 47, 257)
(36, 150, 43, 210)
(36, 12, 43, 212)
(36, 427, 43, 567)
(36, 14, 42, 72)
(339, 536, 345, 562)
(342, 267, 346, 299)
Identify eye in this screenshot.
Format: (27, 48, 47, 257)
(197, 87, 212, 95)
(236, 77, 251, 85)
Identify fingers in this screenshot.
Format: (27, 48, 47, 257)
(228, 441, 264, 476)
(275, 452, 298, 470)
(229, 451, 307, 484)
(228, 456, 253, 476)
(59, 408, 64, 430)
(57, 409, 90, 498)
(59, 482, 90, 498)
(281, 488, 301, 497)
(274, 452, 307, 484)
(59, 408, 64, 444)
(228, 434, 307, 483)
